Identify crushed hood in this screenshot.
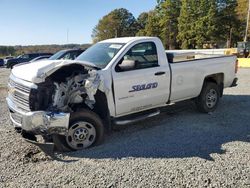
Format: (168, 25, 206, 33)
(11, 60, 98, 83)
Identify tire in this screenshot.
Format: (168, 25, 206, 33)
(195, 82, 220, 113)
(9, 64, 14, 69)
(52, 109, 104, 152)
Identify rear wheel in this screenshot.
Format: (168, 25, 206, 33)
(53, 109, 104, 152)
(195, 82, 220, 113)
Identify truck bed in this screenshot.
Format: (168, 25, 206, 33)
(167, 53, 237, 103)
(166, 52, 229, 64)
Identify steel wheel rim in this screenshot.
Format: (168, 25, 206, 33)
(66, 121, 96, 150)
(205, 89, 218, 108)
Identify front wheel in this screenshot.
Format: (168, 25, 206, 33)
(53, 109, 104, 152)
(195, 82, 220, 113)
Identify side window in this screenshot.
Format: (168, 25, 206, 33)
(62, 51, 81, 60)
(115, 42, 158, 72)
(61, 52, 71, 60)
(21, 54, 29, 59)
(69, 51, 82, 60)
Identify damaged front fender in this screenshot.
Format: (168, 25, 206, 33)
(84, 70, 109, 108)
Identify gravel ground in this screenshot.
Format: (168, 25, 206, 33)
(0, 67, 249, 188)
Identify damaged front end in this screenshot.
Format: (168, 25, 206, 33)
(51, 69, 107, 111)
(7, 96, 70, 135)
(7, 63, 108, 138)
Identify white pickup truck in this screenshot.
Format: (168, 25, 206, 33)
(6, 37, 238, 151)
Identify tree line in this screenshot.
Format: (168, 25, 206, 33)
(92, 0, 249, 49)
(0, 44, 90, 58)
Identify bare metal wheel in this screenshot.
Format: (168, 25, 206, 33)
(205, 89, 218, 108)
(52, 109, 104, 152)
(196, 82, 220, 113)
(66, 121, 96, 150)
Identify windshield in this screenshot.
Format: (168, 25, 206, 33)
(49, 50, 65, 60)
(76, 43, 124, 69)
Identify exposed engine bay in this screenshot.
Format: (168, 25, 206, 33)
(53, 71, 95, 111)
(30, 65, 108, 113)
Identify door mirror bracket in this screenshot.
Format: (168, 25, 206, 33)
(118, 59, 136, 71)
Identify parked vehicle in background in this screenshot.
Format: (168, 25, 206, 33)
(3, 56, 14, 66)
(4, 56, 15, 60)
(4, 56, 14, 60)
(29, 55, 52, 63)
(5, 53, 53, 68)
(0, 59, 4, 67)
(6, 37, 238, 151)
(49, 49, 85, 61)
(17, 49, 85, 66)
(237, 41, 250, 58)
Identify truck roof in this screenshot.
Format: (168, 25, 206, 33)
(99, 37, 157, 44)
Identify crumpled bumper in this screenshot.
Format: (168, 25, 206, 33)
(6, 97, 70, 135)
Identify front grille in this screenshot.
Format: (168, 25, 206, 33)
(9, 78, 30, 93)
(9, 77, 31, 112)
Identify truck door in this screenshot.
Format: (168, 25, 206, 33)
(111, 42, 171, 116)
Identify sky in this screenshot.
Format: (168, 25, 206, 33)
(0, 0, 157, 46)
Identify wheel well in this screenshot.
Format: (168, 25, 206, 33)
(204, 73, 224, 97)
(48, 65, 109, 119)
(71, 90, 111, 131)
(93, 90, 111, 131)
(93, 91, 110, 120)
(47, 65, 111, 131)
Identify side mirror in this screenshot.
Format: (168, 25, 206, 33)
(119, 59, 136, 71)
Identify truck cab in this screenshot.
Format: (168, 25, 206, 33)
(105, 38, 171, 116)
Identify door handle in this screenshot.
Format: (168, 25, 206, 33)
(155, 71, 166, 76)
